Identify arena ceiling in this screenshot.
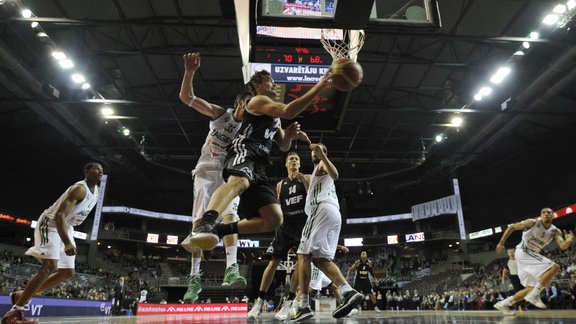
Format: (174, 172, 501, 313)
(1, 0, 576, 223)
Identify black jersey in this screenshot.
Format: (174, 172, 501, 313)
(356, 260, 373, 280)
(231, 105, 281, 162)
(278, 177, 308, 224)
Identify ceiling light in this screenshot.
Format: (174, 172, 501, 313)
(496, 67, 511, 77)
(58, 59, 74, 69)
(479, 86, 492, 96)
(513, 50, 525, 56)
(122, 128, 131, 136)
(522, 42, 530, 49)
(474, 93, 483, 101)
(435, 134, 443, 143)
(553, 4, 567, 14)
(490, 74, 504, 84)
(36, 32, 48, 38)
(568, 0, 576, 11)
(52, 51, 67, 60)
(101, 107, 114, 116)
(21, 9, 32, 18)
(81, 83, 91, 90)
(529, 32, 539, 40)
(451, 116, 463, 127)
(543, 14, 560, 25)
(107, 245, 111, 249)
(31, 22, 38, 28)
(71, 73, 85, 83)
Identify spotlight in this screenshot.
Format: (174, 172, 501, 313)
(101, 107, 114, 116)
(474, 93, 483, 101)
(31, 21, 38, 28)
(71, 73, 86, 83)
(568, 0, 576, 11)
(59, 59, 74, 69)
(435, 134, 443, 143)
(451, 116, 463, 127)
(36, 32, 49, 38)
(529, 32, 539, 40)
(122, 128, 131, 136)
(81, 83, 91, 90)
(21, 9, 32, 18)
(553, 4, 567, 14)
(51, 51, 67, 60)
(26, 237, 31, 242)
(543, 14, 560, 25)
(513, 51, 525, 56)
(522, 42, 530, 49)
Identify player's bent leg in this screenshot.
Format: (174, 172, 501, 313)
(222, 213, 246, 288)
(37, 268, 75, 292)
(237, 204, 283, 234)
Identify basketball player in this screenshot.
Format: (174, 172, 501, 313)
(177, 52, 247, 303)
(501, 248, 524, 310)
(347, 251, 380, 311)
(2, 163, 103, 324)
(185, 68, 332, 251)
(248, 151, 309, 320)
(493, 208, 573, 315)
(291, 143, 363, 321)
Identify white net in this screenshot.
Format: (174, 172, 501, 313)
(320, 29, 365, 62)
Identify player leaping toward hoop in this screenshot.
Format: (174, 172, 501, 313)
(183, 68, 332, 251)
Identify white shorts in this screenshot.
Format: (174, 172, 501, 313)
(297, 203, 341, 259)
(310, 263, 332, 291)
(192, 168, 239, 223)
(515, 246, 555, 287)
(25, 214, 76, 269)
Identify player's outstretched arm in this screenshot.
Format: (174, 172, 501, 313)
(555, 229, 574, 250)
(179, 52, 225, 119)
(496, 219, 535, 253)
(54, 184, 86, 256)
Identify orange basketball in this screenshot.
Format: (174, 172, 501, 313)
(331, 58, 363, 92)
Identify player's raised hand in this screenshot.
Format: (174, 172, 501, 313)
(295, 130, 311, 144)
(183, 52, 201, 73)
(564, 230, 574, 241)
(318, 66, 333, 88)
(496, 243, 505, 254)
(284, 121, 301, 139)
(310, 143, 326, 160)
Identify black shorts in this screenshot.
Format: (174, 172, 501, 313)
(223, 145, 269, 184)
(236, 182, 279, 219)
(266, 222, 305, 259)
(354, 278, 373, 295)
(223, 147, 278, 219)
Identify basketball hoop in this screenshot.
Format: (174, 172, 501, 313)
(320, 29, 365, 62)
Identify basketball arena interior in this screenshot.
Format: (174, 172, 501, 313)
(1, 0, 576, 323)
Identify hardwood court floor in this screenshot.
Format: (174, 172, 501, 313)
(27, 310, 576, 323)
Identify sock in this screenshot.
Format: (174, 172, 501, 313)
(529, 283, 544, 296)
(288, 292, 296, 301)
(225, 246, 237, 268)
(191, 257, 201, 276)
(258, 291, 267, 299)
(202, 210, 219, 224)
(215, 222, 238, 236)
(339, 282, 353, 294)
(502, 296, 515, 306)
(301, 294, 309, 308)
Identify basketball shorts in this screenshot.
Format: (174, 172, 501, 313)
(354, 278, 374, 295)
(266, 222, 305, 259)
(223, 145, 269, 184)
(310, 263, 332, 291)
(297, 203, 341, 259)
(25, 214, 76, 269)
(192, 168, 239, 223)
(515, 246, 556, 287)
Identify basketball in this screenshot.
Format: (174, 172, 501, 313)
(331, 58, 363, 92)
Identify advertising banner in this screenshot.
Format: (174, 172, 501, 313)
(137, 303, 247, 315)
(0, 295, 111, 317)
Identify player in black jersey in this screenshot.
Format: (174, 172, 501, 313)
(189, 68, 331, 251)
(249, 151, 310, 320)
(347, 251, 380, 311)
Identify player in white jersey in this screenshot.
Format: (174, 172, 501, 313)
(493, 207, 573, 315)
(291, 143, 362, 322)
(177, 53, 247, 303)
(2, 162, 103, 324)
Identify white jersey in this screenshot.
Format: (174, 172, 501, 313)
(45, 180, 99, 227)
(516, 219, 559, 253)
(304, 165, 339, 216)
(194, 108, 241, 172)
